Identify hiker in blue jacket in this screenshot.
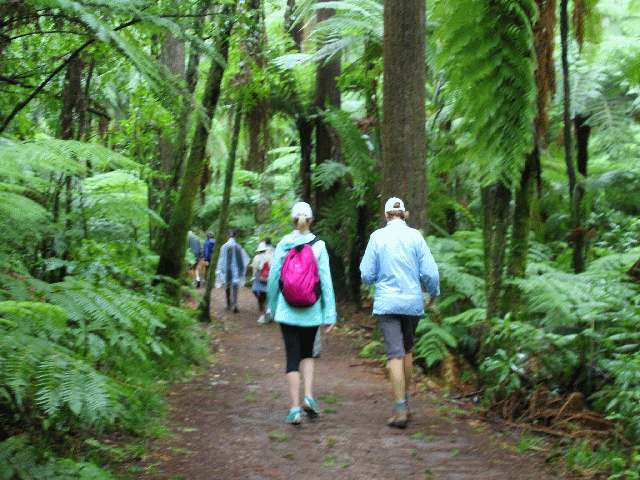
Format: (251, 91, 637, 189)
(360, 197, 440, 429)
(267, 202, 336, 425)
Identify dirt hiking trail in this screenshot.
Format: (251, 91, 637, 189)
(138, 289, 565, 480)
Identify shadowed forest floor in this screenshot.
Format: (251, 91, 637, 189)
(133, 289, 567, 480)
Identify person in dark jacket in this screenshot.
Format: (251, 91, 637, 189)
(203, 232, 215, 280)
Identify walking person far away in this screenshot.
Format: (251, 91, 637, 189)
(215, 230, 249, 313)
(251, 240, 273, 324)
(360, 197, 440, 429)
(187, 230, 204, 288)
(267, 202, 337, 425)
(203, 231, 215, 281)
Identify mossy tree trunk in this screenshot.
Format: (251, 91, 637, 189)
(201, 109, 243, 320)
(381, 0, 426, 231)
(158, 1, 211, 228)
(156, 1, 237, 296)
(481, 183, 512, 323)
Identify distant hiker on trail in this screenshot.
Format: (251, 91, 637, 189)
(252, 240, 272, 324)
(360, 197, 440, 429)
(215, 230, 249, 313)
(267, 202, 336, 425)
(203, 232, 215, 279)
(188, 230, 204, 288)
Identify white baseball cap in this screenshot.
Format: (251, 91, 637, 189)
(256, 241, 268, 253)
(384, 197, 405, 213)
(291, 201, 313, 219)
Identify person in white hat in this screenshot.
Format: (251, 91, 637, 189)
(251, 240, 273, 324)
(360, 197, 440, 428)
(266, 201, 337, 425)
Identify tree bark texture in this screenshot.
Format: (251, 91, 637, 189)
(381, 0, 426, 231)
(201, 110, 243, 320)
(58, 56, 83, 140)
(482, 183, 512, 322)
(571, 114, 591, 273)
(298, 117, 313, 202)
(158, 1, 211, 226)
(503, 149, 538, 315)
(156, 1, 237, 291)
(560, 0, 576, 200)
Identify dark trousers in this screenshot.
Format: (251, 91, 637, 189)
(280, 323, 319, 373)
(225, 284, 239, 308)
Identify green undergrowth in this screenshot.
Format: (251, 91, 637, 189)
(0, 140, 207, 478)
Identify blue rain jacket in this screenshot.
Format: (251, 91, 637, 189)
(203, 239, 215, 262)
(267, 231, 337, 327)
(360, 219, 440, 316)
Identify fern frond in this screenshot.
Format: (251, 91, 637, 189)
(432, 0, 538, 185)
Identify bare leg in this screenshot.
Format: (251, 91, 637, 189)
(388, 358, 406, 403)
(285, 371, 301, 409)
(403, 353, 413, 396)
(300, 358, 315, 399)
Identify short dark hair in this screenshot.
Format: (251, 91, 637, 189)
(265, 237, 272, 245)
(229, 230, 237, 238)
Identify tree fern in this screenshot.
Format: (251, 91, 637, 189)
(414, 317, 458, 367)
(431, 0, 538, 185)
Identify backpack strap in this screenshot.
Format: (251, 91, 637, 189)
(294, 236, 320, 252)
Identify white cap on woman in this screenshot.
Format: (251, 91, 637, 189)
(291, 201, 313, 219)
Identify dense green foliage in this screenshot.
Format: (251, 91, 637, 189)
(0, 140, 205, 477)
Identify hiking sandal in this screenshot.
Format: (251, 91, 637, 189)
(285, 407, 302, 425)
(302, 396, 320, 418)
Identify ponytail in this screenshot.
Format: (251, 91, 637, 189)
(294, 214, 312, 231)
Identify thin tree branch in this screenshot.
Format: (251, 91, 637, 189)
(9, 30, 88, 40)
(0, 19, 139, 134)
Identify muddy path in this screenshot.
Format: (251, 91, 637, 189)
(136, 288, 564, 480)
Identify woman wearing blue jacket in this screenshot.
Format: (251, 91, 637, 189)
(360, 197, 440, 429)
(267, 202, 337, 425)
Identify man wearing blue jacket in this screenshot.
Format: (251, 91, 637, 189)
(360, 197, 440, 428)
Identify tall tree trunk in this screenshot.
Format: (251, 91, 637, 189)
(503, 0, 556, 315)
(349, 204, 368, 307)
(285, 0, 314, 202)
(201, 110, 243, 320)
(314, 6, 348, 300)
(77, 57, 95, 141)
(482, 183, 512, 323)
(560, 0, 576, 200)
(381, 0, 426, 230)
(58, 56, 83, 140)
(156, 1, 237, 295)
(297, 117, 313, 202)
(503, 149, 538, 315)
(158, 1, 211, 227)
(152, 33, 186, 233)
(571, 114, 590, 273)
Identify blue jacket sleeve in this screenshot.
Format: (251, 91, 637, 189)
(318, 244, 337, 325)
(418, 236, 440, 298)
(359, 235, 378, 285)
